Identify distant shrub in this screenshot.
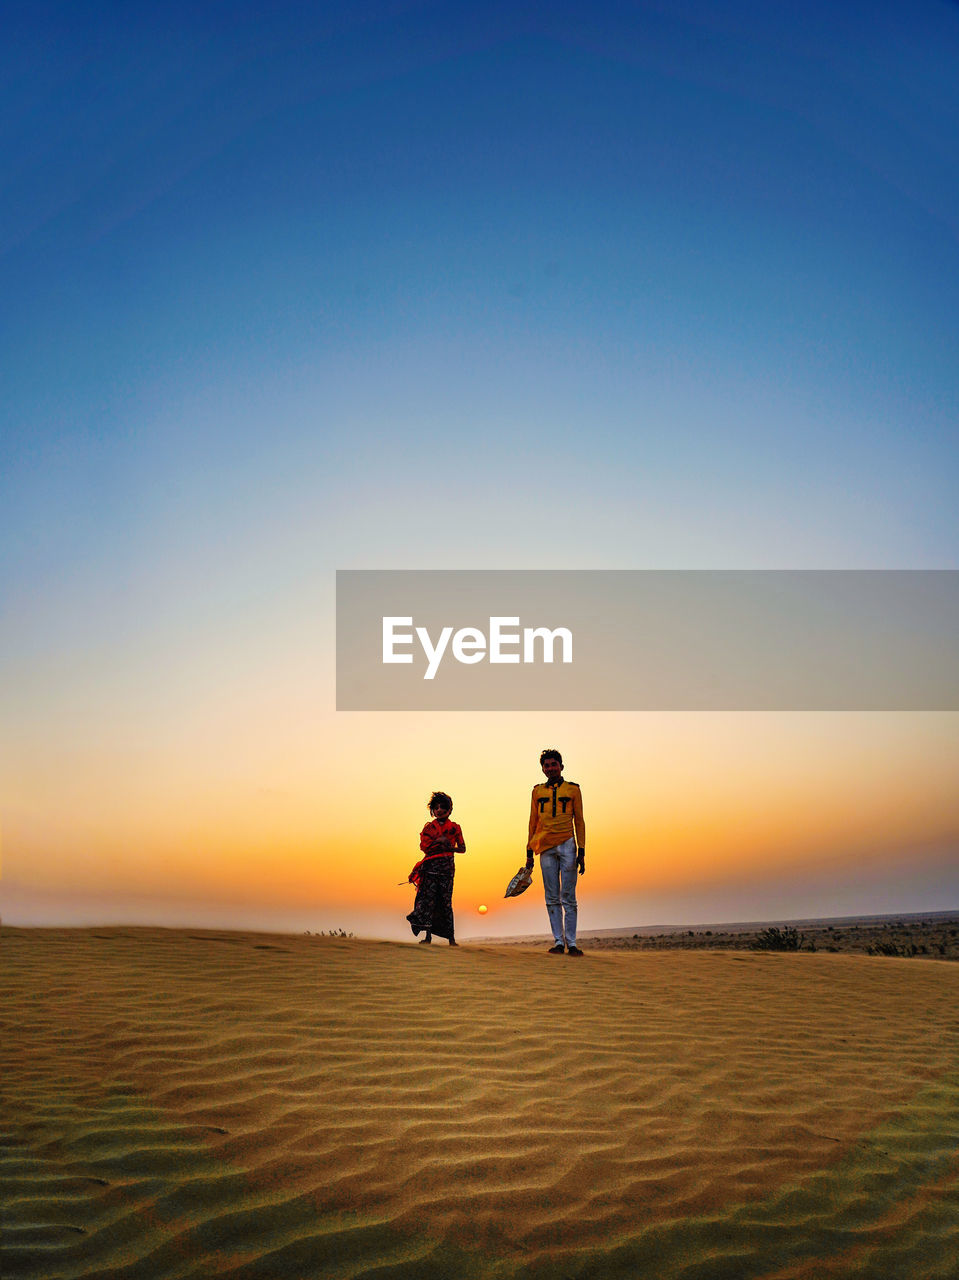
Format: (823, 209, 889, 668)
(867, 941, 910, 957)
(750, 926, 804, 952)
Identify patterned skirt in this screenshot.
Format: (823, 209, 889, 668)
(406, 857, 455, 940)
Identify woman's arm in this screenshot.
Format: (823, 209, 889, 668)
(421, 821, 454, 853)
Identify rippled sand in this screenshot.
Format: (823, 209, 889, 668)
(3, 927, 957, 1279)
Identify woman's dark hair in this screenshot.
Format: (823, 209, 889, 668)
(539, 748, 563, 768)
(429, 791, 453, 813)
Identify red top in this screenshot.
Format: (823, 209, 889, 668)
(419, 817, 466, 855)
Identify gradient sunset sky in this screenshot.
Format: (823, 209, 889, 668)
(4, 1, 958, 939)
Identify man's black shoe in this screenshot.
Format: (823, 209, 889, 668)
(567, 945, 584, 957)
(548, 944, 566, 954)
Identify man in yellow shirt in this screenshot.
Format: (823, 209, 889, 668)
(526, 748, 586, 956)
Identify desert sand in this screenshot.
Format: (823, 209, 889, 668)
(3, 927, 957, 1280)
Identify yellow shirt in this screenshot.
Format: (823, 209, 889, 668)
(528, 779, 585, 856)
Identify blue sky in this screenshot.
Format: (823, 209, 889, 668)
(3, 1, 957, 932)
(6, 1, 958, 583)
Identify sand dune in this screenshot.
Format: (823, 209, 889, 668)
(3, 927, 957, 1279)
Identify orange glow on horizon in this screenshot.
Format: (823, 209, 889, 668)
(6, 708, 957, 923)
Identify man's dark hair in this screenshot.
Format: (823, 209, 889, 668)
(428, 791, 453, 813)
(539, 748, 563, 768)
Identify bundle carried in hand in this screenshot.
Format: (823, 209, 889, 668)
(504, 866, 533, 898)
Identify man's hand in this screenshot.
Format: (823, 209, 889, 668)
(525, 849, 534, 870)
(577, 848, 586, 876)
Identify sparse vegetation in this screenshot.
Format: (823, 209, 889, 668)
(504, 913, 959, 959)
(305, 929, 355, 938)
(867, 941, 918, 958)
(750, 926, 804, 952)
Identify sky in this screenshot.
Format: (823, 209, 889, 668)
(3, 0, 958, 940)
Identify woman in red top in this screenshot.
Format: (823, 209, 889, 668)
(406, 791, 466, 946)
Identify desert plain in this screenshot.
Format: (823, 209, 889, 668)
(2, 926, 958, 1279)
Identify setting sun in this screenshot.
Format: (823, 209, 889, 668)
(478, 905, 488, 914)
